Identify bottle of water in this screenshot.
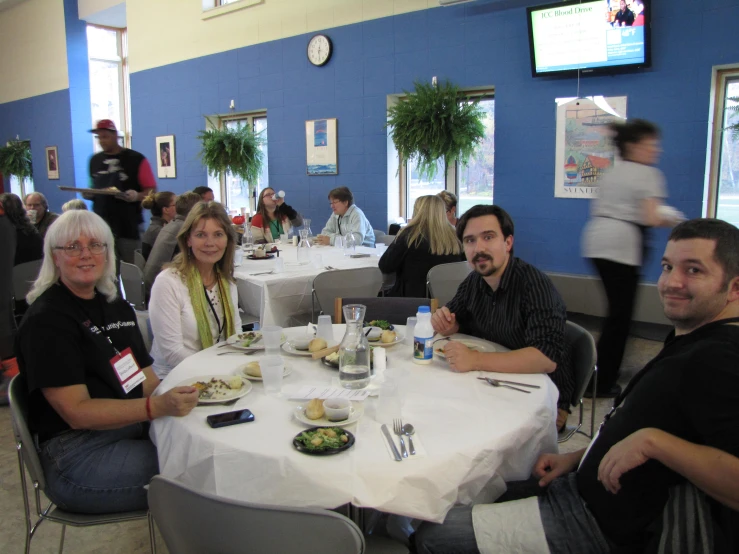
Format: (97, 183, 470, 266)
(339, 304, 370, 389)
(272, 190, 286, 201)
(413, 306, 434, 365)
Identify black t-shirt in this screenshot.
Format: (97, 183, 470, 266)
(15, 282, 154, 441)
(577, 318, 739, 552)
(89, 149, 148, 239)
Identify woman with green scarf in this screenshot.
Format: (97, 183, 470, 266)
(149, 202, 242, 378)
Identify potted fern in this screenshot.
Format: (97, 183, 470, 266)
(726, 96, 739, 138)
(198, 121, 264, 212)
(387, 80, 485, 181)
(0, 139, 33, 196)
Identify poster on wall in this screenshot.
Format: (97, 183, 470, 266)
(306, 118, 337, 175)
(554, 96, 627, 198)
(45, 146, 59, 180)
(155, 135, 176, 178)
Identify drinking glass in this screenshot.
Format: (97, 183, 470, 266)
(233, 249, 244, 267)
(311, 252, 323, 269)
(405, 317, 417, 345)
(260, 356, 284, 396)
(280, 233, 289, 244)
(273, 257, 285, 274)
(261, 325, 283, 356)
(316, 315, 334, 342)
(343, 233, 356, 256)
(334, 235, 344, 249)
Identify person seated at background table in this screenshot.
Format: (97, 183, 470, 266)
(192, 185, 215, 202)
(431, 204, 574, 432)
(15, 210, 199, 514)
(250, 187, 303, 243)
(62, 199, 88, 212)
(315, 186, 375, 247)
(149, 202, 242, 378)
(379, 195, 463, 298)
(437, 191, 459, 227)
(144, 191, 201, 293)
(1, 193, 43, 266)
(414, 218, 739, 554)
(141, 190, 177, 259)
(24, 192, 59, 239)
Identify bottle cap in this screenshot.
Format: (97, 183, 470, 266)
(417, 306, 430, 313)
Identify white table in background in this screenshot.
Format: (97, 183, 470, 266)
(151, 325, 559, 523)
(234, 244, 382, 327)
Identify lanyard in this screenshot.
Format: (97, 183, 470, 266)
(66, 287, 121, 357)
(203, 284, 225, 343)
(337, 215, 342, 235)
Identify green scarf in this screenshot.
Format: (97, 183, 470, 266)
(185, 265, 237, 349)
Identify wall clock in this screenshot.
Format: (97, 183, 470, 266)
(307, 34, 332, 67)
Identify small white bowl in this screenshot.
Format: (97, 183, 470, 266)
(363, 326, 383, 342)
(289, 335, 313, 351)
(323, 398, 352, 422)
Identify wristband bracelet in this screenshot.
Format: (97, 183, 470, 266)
(145, 396, 153, 421)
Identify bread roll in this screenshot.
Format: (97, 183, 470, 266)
(305, 398, 325, 420)
(380, 330, 397, 343)
(228, 376, 244, 389)
(308, 338, 328, 352)
(244, 361, 262, 377)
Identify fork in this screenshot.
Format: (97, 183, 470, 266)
(324, 266, 337, 270)
(393, 418, 408, 458)
(217, 349, 259, 356)
(482, 377, 530, 394)
(250, 270, 274, 276)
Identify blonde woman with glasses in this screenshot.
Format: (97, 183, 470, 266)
(148, 202, 242, 378)
(379, 195, 463, 297)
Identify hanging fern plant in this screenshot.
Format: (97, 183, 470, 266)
(198, 122, 264, 187)
(0, 139, 33, 181)
(726, 96, 739, 139)
(387, 80, 485, 181)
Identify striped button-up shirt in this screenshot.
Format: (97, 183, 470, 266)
(447, 256, 575, 409)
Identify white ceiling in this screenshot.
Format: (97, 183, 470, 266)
(80, 1, 126, 28)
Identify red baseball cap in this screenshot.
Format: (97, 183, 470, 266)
(89, 119, 120, 134)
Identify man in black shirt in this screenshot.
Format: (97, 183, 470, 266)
(415, 218, 739, 554)
(613, 0, 635, 26)
(431, 205, 575, 431)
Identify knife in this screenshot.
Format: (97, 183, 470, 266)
(381, 424, 403, 462)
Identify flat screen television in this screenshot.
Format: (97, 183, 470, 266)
(526, 0, 651, 77)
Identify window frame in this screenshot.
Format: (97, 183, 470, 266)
(705, 66, 739, 218)
(397, 88, 495, 220)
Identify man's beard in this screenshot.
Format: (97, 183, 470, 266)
(472, 253, 497, 277)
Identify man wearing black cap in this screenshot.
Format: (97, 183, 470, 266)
(87, 119, 156, 264)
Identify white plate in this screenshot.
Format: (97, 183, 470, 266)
(236, 358, 293, 381)
(226, 331, 287, 351)
(371, 333, 404, 348)
(178, 375, 253, 404)
(282, 339, 338, 357)
(293, 402, 363, 427)
(434, 338, 496, 358)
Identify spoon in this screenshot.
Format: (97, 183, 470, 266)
(402, 423, 416, 455)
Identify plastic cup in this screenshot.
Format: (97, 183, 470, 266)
(233, 249, 244, 267)
(405, 317, 417, 345)
(261, 325, 283, 356)
(26, 209, 37, 224)
(273, 257, 285, 274)
(334, 235, 344, 249)
(311, 252, 323, 269)
(260, 355, 284, 396)
(280, 233, 288, 244)
(316, 315, 333, 342)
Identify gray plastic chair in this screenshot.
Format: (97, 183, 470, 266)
(12, 259, 42, 326)
(120, 261, 147, 310)
(8, 375, 155, 554)
(426, 261, 471, 306)
(335, 297, 439, 326)
(373, 229, 386, 241)
(312, 267, 383, 323)
(377, 235, 395, 246)
(558, 321, 598, 442)
(148, 475, 365, 554)
(134, 249, 146, 272)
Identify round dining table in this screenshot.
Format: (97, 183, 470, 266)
(151, 325, 559, 523)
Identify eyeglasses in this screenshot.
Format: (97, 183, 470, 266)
(53, 242, 107, 257)
(329, 200, 343, 206)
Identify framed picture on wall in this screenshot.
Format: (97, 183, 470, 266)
(155, 135, 176, 178)
(305, 118, 337, 175)
(45, 146, 59, 180)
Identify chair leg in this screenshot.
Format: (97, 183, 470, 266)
(17, 443, 34, 554)
(148, 511, 157, 553)
(590, 366, 598, 438)
(58, 524, 66, 554)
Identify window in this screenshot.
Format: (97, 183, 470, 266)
(401, 95, 495, 220)
(201, 0, 262, 19)
(206, 113, 268, 213)
(9, 175, 33, 198)
(87, 25, 130, 149)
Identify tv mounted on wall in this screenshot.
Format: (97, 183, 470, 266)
(526, 0, 651, 78)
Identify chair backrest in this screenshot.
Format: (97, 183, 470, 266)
(148, 475, 365, 554)
(12, 259, 42, 301)
(134, 309, 153, 352)
(120, 261, 146, 310)
(564, 320, 597, 406)
(426, 261, 471, 306)
(133, 249, 146, 272)
(373, 229, 386, 239)
(378, 235, 395, 246)
(312, 267, 383, 321)
(335, 297, 439, 325)
(8, 374, 47, 491)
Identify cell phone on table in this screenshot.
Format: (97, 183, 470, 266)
(206, 409, 255, 428)
(350, 254, 371, 258)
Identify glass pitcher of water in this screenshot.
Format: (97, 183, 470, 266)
(339, 304, 371, 389)
(297, 228, 311, 264)
(303, 219, 313, 240)
(242, 221, 254, 252)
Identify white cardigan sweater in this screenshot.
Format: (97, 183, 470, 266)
(149, 268, 242, 378)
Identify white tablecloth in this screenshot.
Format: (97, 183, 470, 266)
(234, 244, 382, 326)
(151, 325, 559, 523)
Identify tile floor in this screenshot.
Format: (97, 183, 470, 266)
(0, 319, 663, 553)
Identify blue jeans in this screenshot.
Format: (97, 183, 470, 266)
(39, 423, 158, 514)
(413, 475, 612, 554)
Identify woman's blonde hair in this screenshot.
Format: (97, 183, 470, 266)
(27, 210, 118, 304)
(170, 201, 236, 281)
(399, 195, 462, 255)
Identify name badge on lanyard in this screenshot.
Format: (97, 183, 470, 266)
(110, 347, 146, 394)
